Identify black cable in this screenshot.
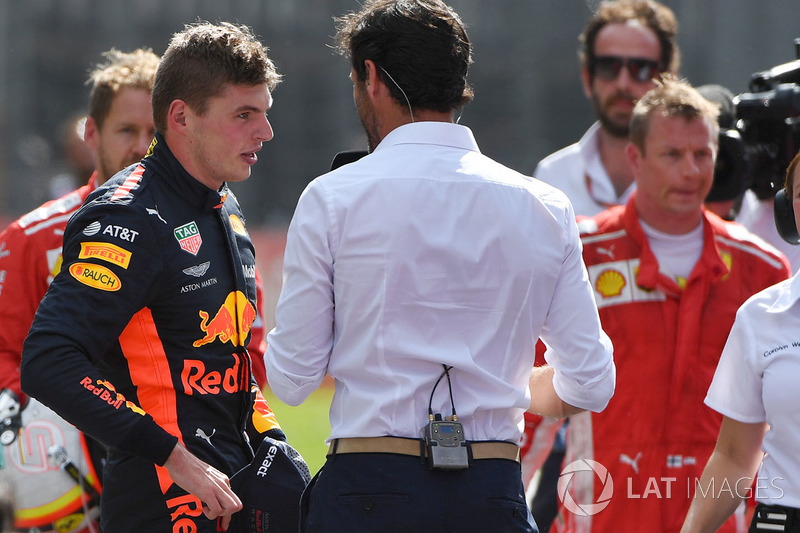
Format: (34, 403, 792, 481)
(443, 365, 457, 419)
(427, 364, 456, 420)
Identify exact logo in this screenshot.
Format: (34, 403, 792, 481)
(557, 459, 614, 517)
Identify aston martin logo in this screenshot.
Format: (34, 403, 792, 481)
(183, 261, 211, 278)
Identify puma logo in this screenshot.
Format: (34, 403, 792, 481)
(195, 427, 216, 446)
(146, 206, 167, 224)
(620, 452, 642, 474)
(597, 245, 615, 259)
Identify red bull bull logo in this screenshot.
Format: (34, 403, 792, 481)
(193, 291, 256, 348)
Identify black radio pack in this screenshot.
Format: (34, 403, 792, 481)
(423, 419, 469, 470)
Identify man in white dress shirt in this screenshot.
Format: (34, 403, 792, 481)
(264, 1, 615, 531)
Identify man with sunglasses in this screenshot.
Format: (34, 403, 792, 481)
(534, 0, 679, 216)
(522, 3, 680, 529)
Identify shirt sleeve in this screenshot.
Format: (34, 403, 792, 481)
(704, 305, 766, 423)
(265, 181, 334, 406)
(21, 202, 178, 466)
(539, 206, 616, 412)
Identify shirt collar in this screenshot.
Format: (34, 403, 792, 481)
(770, 270, 800, 312)
(581, 121, 635, 207)
(373, 121, 481, 154)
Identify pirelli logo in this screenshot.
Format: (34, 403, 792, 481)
(79, 242, 132, 269)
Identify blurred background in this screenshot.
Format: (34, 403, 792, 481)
(1, 0, 798, 224)
(3, 0, 799, 349)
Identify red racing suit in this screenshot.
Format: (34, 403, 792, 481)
(550, 196, 789, 533)
(0, 176, 98, 397)
(20, 133, 282, 532)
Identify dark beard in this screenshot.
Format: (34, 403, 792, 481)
(591, 91, 633, 139)
(597, 112, 630, 139)
(355, 81, 380, 152)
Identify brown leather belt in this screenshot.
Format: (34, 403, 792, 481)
(328, 436, 520, 462)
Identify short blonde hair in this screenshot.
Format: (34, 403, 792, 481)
(629, 76, 720, 154)
(87, 48, 160, 130)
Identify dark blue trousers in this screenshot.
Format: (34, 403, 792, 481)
(301, 452, 538, 532)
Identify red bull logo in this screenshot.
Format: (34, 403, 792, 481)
(193, 291, 256, 348)
(181, 355, 245, 396)
(166, 493, 203, 532)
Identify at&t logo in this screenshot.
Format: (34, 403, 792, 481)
(557, 459, 614, 516)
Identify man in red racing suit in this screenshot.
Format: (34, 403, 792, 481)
(553, 187, 788, 531)
(549, 78, 791, 533)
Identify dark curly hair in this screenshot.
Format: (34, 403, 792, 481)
(580, 0, 680, 78)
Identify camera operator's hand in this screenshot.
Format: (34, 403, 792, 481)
(164, 443, 242, 530)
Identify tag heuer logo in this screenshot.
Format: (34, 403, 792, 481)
(174, 221, 202, 255)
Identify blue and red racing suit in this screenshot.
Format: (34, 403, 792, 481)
(22, 133, 282, 532)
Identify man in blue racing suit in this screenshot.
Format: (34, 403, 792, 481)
(21, 21, 283, 532)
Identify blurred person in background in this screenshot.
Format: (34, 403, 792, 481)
(47, 112, 96, 199)
(556, 77, 789, 532)
(0, 48, 158, 399)
(21, 21, 284, 532)
(525, 2, 680, 528)
(534, 0, 679, 215)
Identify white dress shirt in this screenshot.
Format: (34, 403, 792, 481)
(265, 121, 615, 444)
(705, 271, 800, 507)
(534, 121, 635, 216)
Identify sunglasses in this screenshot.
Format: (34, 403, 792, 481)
(591, 56, 662, 83)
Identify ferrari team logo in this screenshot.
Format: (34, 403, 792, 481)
(174, 221, 202, 255)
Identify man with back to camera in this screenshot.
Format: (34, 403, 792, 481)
(553, 77, 789, 532)
(264, 1, 616, 531)
(20, 22, 285, 532)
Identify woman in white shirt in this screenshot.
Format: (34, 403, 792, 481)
(681, 150, 800, 533)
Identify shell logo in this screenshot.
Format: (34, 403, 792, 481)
(595, 269, 626, 298)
